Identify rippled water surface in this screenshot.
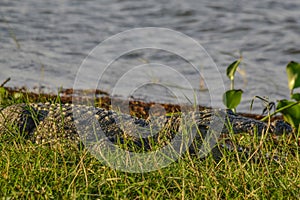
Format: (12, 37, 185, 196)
(1, 0, 300, 112)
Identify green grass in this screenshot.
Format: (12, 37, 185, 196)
(0, 94, 300, 199)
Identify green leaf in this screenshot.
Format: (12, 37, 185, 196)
(226, 59, 241, 81)
(277, 99, 300, 130)
(0, 87, 7, 103)
(291, 93, 300, 101)
(223, 89, 243, 110)
(0, 87, 6, 95)
(286, 61, 300, 91)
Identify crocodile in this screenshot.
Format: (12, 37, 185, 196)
(0, 102, 293, 155)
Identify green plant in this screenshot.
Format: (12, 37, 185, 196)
(248, 61, 300, 131)
(286, 61, 300, 96)
(250, 96, 276, 117)
(276, 61, 300, 131)
(223, 58, 243, 113)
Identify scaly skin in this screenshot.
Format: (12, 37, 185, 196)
(0, 103, 293, 153)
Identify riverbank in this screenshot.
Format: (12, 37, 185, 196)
(0, 86, 299, 198)
(1, 86, 284, 121)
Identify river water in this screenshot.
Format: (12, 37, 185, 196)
(0, 0, 299, 113)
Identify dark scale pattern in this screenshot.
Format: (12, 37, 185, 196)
(0, 103, 293, 152)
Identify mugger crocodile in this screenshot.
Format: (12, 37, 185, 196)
(0, 102, 293, 156)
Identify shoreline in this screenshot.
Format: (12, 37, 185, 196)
(1, 86, 283, 122)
